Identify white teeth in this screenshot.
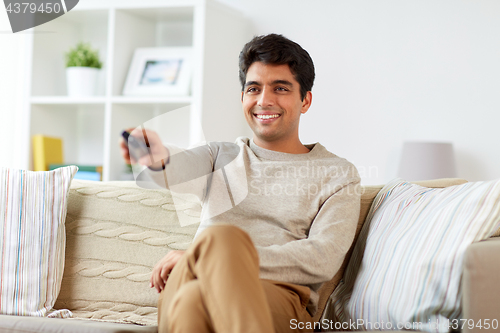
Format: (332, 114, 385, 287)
(256, 114, 280, 119)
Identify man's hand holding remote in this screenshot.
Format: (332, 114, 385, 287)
(119, 127, 170, 171)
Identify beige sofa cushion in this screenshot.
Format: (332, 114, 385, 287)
(463, 237, 500, 327)
(312, 178, 468, 322)
(54, 180, 200, 326)
(0, 314, 158, 333)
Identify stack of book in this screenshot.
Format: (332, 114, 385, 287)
(32, 135, 103, 181)
(32, 135, 64, 171)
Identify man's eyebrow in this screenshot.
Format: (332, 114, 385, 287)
(244, 80, 293, 87)
(244, 81, 261, 88)
(272, 80, 293, 87)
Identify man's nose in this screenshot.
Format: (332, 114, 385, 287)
(257, 88, 275, 107)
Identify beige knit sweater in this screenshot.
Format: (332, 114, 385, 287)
(140, 137, 361, 315)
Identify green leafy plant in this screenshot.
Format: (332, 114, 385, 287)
(65, 42, 103, 69)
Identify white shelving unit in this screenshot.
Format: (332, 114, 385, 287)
(24, 0, 252, 180)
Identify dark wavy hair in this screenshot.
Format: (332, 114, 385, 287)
(238, 34, 315, 101)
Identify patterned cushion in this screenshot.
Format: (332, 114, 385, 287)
(0, 166, 77, 317)
(325, 178, 500, 332)
(313, 178, 467, 322)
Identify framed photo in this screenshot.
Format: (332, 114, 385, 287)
(123, 47, 192, 96)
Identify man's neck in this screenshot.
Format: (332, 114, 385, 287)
(252, 137, 310, 154)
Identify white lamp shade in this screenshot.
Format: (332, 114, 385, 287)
(398, 141, 457, 181)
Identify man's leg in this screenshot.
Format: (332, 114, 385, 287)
(261, 280, 315, 333)
(157, 225, 274, 333)
(159, 280, 215, 333)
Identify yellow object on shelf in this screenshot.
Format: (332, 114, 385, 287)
(32, 135, 63, 171)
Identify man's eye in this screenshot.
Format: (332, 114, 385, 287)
(276, 87, 288, 91)
(246, 87, 258, 93)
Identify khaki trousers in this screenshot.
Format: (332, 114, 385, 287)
(157, 225, 314, 333)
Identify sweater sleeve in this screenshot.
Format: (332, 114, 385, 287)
(255, 178, 361, 286)
(136, 143, 215, 201)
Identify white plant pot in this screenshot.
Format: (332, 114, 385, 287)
(66, 67, 100, 97)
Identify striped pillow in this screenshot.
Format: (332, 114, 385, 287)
(326, 178, 500, 332)
(0, 166, 77, 317)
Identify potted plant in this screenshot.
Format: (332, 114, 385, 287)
(65, 42, 103, 97)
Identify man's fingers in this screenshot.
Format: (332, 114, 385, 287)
(155, 279, 163, 293)
(159, 265, 172, 284)
(152, 269, 163, 293)
(138, 154, 153, 166)
(129, 127, 142, 137)
(150, 261, 171, 293)
(150, 251, 186, 293)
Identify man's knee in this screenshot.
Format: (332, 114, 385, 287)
(197, 224, 252, 245)
(167, 280, 203, 320)
(165, 281, 215, 333)
(192, 224, 258, 262)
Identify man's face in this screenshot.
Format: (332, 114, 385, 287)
(241, 62, 312, 146)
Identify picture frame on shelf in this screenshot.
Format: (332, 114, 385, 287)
(123, 47, 192, 96)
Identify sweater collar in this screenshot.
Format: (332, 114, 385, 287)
(248, 138, 321, 161)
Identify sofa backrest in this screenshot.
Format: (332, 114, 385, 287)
(55, 180, 200, 325)
(56, 178, 470, 325)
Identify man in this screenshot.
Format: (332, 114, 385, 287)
(120, 34, 361, 333)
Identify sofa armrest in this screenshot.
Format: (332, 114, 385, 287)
(463, 237, 500, 333)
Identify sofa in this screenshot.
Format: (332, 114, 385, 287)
(0, 177, 498, 333)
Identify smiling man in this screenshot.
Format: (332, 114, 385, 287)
(121, 34, 361, 333)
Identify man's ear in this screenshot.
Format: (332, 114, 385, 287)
(301, 91, 312, 114)
(241, 91, 244, 102)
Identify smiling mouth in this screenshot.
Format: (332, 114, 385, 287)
(254, 114, 281, 120)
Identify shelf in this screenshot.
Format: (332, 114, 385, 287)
(111, 96, 192, 104)
(25, 0, 252, 181)
(76, 0, 198, 11)
(111, 8, 194, 96)
(31, 96, 107, 105)
(30, 96, 192, 105)
(117, 6, 194, 22)
(30, 104, 105, 168)
(31, 9, 108, 96)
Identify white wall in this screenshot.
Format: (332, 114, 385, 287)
(2, 1, 500, 184)
(0, 9, 30, 169)
(217, 0, 500, 184)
